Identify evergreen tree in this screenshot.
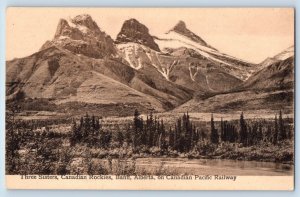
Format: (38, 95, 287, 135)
(247, 124, 253, 145)
(273, 115, 279, 145)
(232, 125, 238, 143)
(91, 115, 96, 135)
(133, 109, 140, 132)
(6, 110, 21, 174)
(83, 113, 91, 138)
(159, 119, 166, 150)
(265, 125, 272, 142)
(116, 129, 124, 147)
(70, 119, 79, 145)
(210, 114, 219, 144)
(200, 130, 206, 142)
(220, 118, 225, 142)
(278, 110, 286, 141)
(94, 118, 101, 134)
(141, 115, 149, 146)
(168, 127, 174, 149)
(133, 109, 142, 148)
(257, 124, 263, 143)
(239, 112, 248, 146)
(174, 124, 178, 150)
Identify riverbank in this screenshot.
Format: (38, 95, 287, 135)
(81, 140, 293, 164)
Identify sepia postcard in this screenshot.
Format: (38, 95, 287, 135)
(5, 7, 294, 190)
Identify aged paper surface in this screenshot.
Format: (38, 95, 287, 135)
(6, 7, 294, 190)
(6, 176, 294, 190)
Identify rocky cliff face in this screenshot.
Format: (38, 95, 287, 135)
(41, 14, 117, 58)
(116, 18, 160, 51)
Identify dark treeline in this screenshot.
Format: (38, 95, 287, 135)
(70, 110, 199, 154)
(70, 109, 293, 152)
(6, 109, 294, 175)
(211, 111, 293, 146)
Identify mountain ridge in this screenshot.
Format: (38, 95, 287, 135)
(6, 14, 294, 115)
(174, 46, 294, 113)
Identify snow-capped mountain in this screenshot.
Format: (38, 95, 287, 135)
(6, 15, 193, 114)
(41, 14, 117, 58)
(155, 21, 255, 80)
(6, 14, 294, 115)
(116, 19, 253, 92)
(167, 20, 211, 48)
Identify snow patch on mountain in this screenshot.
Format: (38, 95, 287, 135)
(161, 31, 216, 52)
(116, 19, 255, 83)
(154, 30, 255, 81)
(61, 14, 101, 36)
(117, 42, 180, 81)
(152, 59, 179, 81)
(117, 43, 146, 70)
(157, 31, 253, 67)
(188, 66, 199, 82)
(58, 35, 70, 40)
(155, 32, 231, 66)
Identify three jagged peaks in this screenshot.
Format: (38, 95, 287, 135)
(46, 15, 214, 57)
(6, 13, 294, 114)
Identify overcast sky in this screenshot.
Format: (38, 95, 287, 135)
(6, 8, 294, 63)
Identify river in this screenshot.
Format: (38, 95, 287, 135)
(133, 158, 293, 176)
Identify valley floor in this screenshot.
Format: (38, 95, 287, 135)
(6, 108, 294, 176)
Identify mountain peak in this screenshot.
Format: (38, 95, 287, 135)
(116, 18, 160, 51)
(169, 20, 209, 47)
(42, 14, 116, 58)
(54, 14, 101, 39)
(71, 14, 92, 22)
(70, 14, 100, 32)
(127, 18, 140, 25)
(172, 20, 188, 32)
(54, 19, 71, 38)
